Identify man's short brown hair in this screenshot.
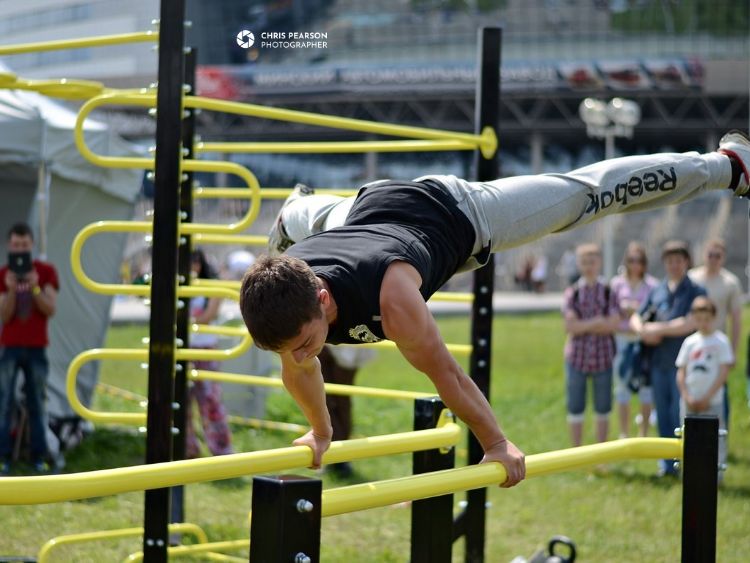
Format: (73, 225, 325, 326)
(240, 254, 322, 350)
(661, 239, 691, 262)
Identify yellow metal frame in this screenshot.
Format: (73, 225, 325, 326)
(0, 423, 460, 505)
(118, 437, 683, 559)
(37, 522, 206, 563)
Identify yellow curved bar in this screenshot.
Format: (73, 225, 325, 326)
(6, 78, 106, 100)
(70, 222, 246, 296)
(125, 540, 250, 562)
(188, 96, 496, 158)
(67, 341, 253, 425)
(0, 31, 158, 56)
(0, 423, 460, 505)
(74, 94, 262, 232)
(321, 437, 682, 517)
(38, 523, 207, 563)
(0, 71, 17, 85)
(193, 370, 432, 401)
(197, 139, 480, 154)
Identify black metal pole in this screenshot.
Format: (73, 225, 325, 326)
(170, 46, 196, 533)
(143, 2, 186, 560)
(249, 475, 322, 563)
(411, 397, 455, 563)
(681, 415, 719, 563)
(455, 26, 501, 563)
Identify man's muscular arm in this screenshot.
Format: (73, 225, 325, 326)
(380, 261, 526, 487)
(280, 353, 332, 468)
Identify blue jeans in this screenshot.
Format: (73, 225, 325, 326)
(651, 364, 680, 473)
(565, 363, 612, 420)
(0, 347, 50, 462)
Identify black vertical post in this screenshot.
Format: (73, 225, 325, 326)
(681, 415, 719, 563)
(459, 27, 501, 563)
(249, 475, 322, 563)
(411, 397, 455, 563)
(170, 46, 196, 531)
(143, 1, 186, 561)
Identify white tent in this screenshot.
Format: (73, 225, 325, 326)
(0, 86, 142, 420)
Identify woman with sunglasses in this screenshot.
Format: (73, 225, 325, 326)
(610, 242, 658, 438)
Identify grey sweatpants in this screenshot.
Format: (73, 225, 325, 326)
(281, 151, 733, 271)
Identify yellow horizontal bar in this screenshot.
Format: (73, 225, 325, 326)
(96, 381, 307, 434)
(191, 324, 246, 338)
(193, 370, 433, 401)
(192, 233, 268, 247)
(363, 339, 472, 356)
(125, 540, 250, 562)
(321, 438, 683, 516)
(431, 291, 473, 303)
(227, 415, 308, 435)
(189, 96, 497, 159)
(197, 139, 479, 154)
(0, 31, 158, 56)
(0, 423, 460, 505)
(38, 523, 206, 563)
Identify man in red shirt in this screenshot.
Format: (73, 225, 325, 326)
(0, 223, 58, 474)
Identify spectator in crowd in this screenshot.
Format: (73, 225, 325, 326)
(186, 248, 233, 458)
(557, 247, 579, 287)
(530, 254, 548, 293)
(688, 238, 742, 424)
(0, 223, 59, 474)
(610, 242, 658, 438)
(318, 345, 375, 478)
(676, 296, 733, 483)
(562, 243, 620, 447)
(631, 240, 706, 477)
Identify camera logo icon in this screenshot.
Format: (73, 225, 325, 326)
(236, 30, 255, 49)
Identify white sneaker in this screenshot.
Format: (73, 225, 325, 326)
(267, 183, 315, 255)
(718, 130, 750, 197)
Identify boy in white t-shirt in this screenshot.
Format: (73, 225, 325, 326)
(675, 296, 733, 481)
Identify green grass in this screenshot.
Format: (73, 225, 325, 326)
(2, 311, 750, 561)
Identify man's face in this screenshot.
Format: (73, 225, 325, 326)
(704, 245, 725, 271)
(8, 233, 33, 253)
(279, 309, 329, 365)
(577, 252, 601, 279)
(663, 253, 689, 280)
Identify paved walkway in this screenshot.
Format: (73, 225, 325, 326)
(110, 291, 563, 324)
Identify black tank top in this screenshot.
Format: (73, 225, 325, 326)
(286, 179, 475, 344)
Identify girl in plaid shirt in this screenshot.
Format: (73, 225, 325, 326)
(563, 244, 620, 447)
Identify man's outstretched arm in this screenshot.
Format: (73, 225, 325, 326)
(280, 353, 333, 468)
(380, 261, 526, 487)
